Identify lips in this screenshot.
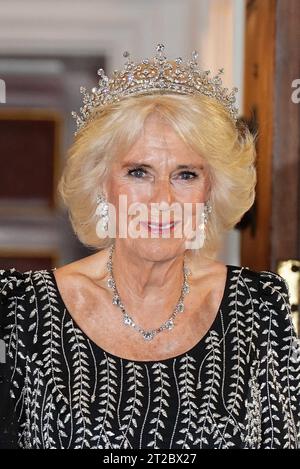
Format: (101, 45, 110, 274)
(149, 223, 175, 229)
(149, 221, 175, 227)
(140, 220, 179, 232)
(140, 219, 179, 225)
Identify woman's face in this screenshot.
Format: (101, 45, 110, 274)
(103, 114, 211, 261)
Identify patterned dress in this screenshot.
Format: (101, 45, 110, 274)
(0, 265, 299, 449)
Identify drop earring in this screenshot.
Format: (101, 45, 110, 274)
(203, 200, 212, 225)
(95, 192, 109, 237)
(198, 200, 212, 243)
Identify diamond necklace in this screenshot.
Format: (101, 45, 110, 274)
(106, 243, 191, 341)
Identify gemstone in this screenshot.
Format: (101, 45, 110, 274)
(156, 43, 165, 52)
(143, 331, 154, 341)
(192, 50, 199, 61)
(107, 278, 114, 288)
(165, 320, 174, 330)
(99, 206, 108, 215)
(177, 302, 184, 313)
(112, 295, 120, 305)
(123, 315, 132, 326)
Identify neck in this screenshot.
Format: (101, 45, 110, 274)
(110, 243, 186, 313)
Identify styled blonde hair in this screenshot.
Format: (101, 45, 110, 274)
(58, 92, 257, 260)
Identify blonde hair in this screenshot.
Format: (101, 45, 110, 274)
(58, 92, 257, 260)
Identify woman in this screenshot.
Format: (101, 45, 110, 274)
(0, 44, 299, 449)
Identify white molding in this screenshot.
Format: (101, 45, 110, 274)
(0, 0, 194, 73)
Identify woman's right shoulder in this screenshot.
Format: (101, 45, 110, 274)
(0, 268, 58, 321)
(0, 268, 28, 303)
(0, 268, 63, 354)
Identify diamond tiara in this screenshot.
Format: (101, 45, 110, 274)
(71, 43, 239, 135)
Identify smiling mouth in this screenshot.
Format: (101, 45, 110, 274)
(140, 221, 180, 231)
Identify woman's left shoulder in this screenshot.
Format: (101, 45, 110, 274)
(238, 265, 296, 335)
(257, 268, 290, 297)
(237, 265, 290, 298)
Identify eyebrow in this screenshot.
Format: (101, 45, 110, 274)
(122, 162, 204, 170)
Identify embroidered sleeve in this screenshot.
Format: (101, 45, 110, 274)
(0, 268, 25, 449)
(258, 270, 300, 449)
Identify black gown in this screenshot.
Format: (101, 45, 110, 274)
(0, 265, 299, 449)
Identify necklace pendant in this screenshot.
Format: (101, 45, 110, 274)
(176, 302, 185, 313)
(143, 331, 155, 341)
(107, 278, 115, 288)
(165, 319, 174, 330)
(123, 314, 133, 326)
(112, 294, 120, 305)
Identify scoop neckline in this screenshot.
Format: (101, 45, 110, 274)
(49, 264, 232, 365)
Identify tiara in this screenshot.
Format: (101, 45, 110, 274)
(71, 43, 239, 135)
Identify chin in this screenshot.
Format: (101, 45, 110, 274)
(130, 238, 186, 262)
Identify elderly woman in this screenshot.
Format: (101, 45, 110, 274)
(0, 44, 299, 450)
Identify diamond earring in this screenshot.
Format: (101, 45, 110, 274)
(203, 200, 212, 225)
(197, 200, 212, 243)
(95, 192, 109, 237)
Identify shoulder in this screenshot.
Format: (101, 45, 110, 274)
(0, 268, 28, 303)
(229, 265, 290, 298)
(0, 267, 53, 300)
(249, 266, 291, 306)
(0, 268, 62, 371)
(238, 266, 297, 339)
(257, 268, 290, 297)
(227, 265, 294, 333)
(0, 268, 57, 328)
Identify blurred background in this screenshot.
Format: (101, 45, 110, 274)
(0, 0, 299, 331)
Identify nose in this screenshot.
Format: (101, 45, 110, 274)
(150, 177, 174, 206)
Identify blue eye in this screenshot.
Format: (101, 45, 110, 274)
(127, 168, 147, 178)
(127, 168, 199, 180)
(178, 171, 199, 180)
